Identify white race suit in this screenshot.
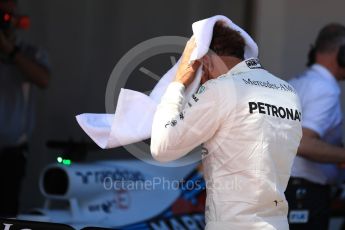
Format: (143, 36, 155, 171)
(151, 58, 302, 230)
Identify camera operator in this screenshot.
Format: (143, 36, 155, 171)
(0, 0, 51, 217)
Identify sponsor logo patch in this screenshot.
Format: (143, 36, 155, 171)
(249, 101, 302, 122)
(289, 210, 309, 223)
(245, 58, 262, 69)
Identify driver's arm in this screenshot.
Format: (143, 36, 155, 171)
(150, 81, 224, 162)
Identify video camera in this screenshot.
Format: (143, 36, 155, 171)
(0, 9, 29, 30)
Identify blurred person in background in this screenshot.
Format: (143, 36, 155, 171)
(286, 23, 345, 229)
(0, 0, 50, 217)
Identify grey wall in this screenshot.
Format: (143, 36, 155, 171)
(17, 0, 249, 212)
(254, 0, 345, 143)
(255, 0, 345, 78)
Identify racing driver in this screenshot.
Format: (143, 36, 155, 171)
(151, 23, 302, 229)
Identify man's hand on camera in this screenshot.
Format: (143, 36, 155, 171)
(0, 31, 14, 55)
(174, 37, 201, 87)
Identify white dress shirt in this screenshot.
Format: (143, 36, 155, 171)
(289, 64, 343, 185)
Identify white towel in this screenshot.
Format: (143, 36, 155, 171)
(76, 15, 258, 149)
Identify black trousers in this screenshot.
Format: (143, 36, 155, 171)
(0, 144, 27, 218)
(285, 177, 331, 230)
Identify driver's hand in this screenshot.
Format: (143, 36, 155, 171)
(174, 37, 201, 87)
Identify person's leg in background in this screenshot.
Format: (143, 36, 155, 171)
(0, 146, 27, 218)
(285, 177, 331, 230)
